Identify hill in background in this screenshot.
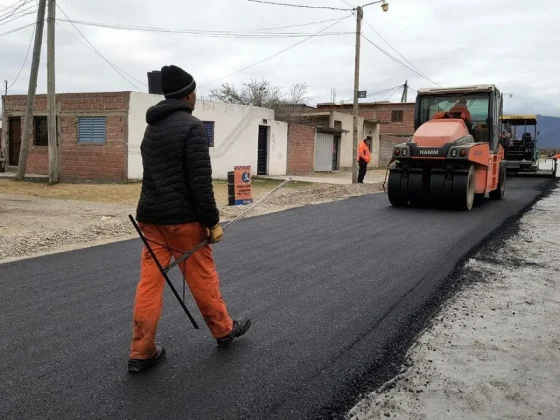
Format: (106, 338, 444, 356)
(536, 115, 560, 149)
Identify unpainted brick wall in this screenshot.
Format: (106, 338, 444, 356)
(287, 124, 315, 174)
(374, 103, 415, 136)
(316, 103, 415, 136)
(3, 92, 129, 180)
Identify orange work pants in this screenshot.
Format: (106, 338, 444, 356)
(130, 222, 234, 359)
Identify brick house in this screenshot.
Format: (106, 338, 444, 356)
(314, 101, 416, 167)
(315, 101, 416, 138)
(286, 110, 380, 174)
(1, 93, 128, 179)
(1, 92, 288, 181)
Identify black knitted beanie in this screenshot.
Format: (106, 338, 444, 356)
(161, 65, 196, 99)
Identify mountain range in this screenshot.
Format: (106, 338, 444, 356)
(536, 115, 560, 149)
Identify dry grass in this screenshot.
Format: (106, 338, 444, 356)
(0, 177, 311, 206)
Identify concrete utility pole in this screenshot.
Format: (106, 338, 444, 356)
(401, 80, 408, 103)
(47, 0, 58, 184)
(1, 81, 7, 172)
(16, 0, 47, 181)
(351, 6, 363, 184)
(351, 1, 389, 184)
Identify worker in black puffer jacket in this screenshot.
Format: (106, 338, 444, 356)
(128, 65, 251, 374)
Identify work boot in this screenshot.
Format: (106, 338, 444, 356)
(216, 318, 251, 348)
(127, 346, 166, 373)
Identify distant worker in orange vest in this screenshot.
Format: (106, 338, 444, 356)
(357, 139, 371, 183)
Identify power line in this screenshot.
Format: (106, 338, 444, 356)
(55, 6, 145, 91)
(55, 18, 352, 38)
(199, 14, 352, 88)
(338, 84, 403, 104)
(56, 22, 146, 90)
(384, 86, 401, 102)
(0, 21, 34, 37)
(339, 0, 354, 7)
(361, 34, 440, 87)
(0, 0, 29, 20)
(254, 16, 349, 30)
(247, 0, 352, 11)
(362, 19, 434, 83)
(0, 0, 26, 10)
(0, 9, 36, 26)
(7, 22, 35, 89)
(0, 3, 36, 26)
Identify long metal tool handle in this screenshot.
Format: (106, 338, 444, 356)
(166, 177, 292, 272)
(128, 215, 200, 329)
(222, 177, 292, 230)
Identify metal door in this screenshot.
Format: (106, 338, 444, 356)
(257, 125, 268, 175)
(9, 117, 22, 166)
(332, 136, 340, 170)
(314, 132, 334, 171)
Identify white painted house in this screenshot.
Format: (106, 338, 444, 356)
(127, 93, 288, 180)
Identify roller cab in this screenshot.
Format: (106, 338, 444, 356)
(388, 85, 506, 210)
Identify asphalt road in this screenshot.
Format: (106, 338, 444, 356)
(0, 177, 556, 420)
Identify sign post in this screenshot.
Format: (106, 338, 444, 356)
(228, 165, 253, 206)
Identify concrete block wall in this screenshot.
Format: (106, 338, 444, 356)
(3, 92, 129, 180)
(379, 135, 406, 167)
(287, 123, 315, 174)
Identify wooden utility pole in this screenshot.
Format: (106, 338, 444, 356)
(351, 6, 363, 185)
(47, 0, 57, 183)
(16, 0, 47, 180)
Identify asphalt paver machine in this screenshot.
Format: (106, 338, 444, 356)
(500, 115, 556, 177)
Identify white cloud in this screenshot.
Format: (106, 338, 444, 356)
(1, 0, 559, 115)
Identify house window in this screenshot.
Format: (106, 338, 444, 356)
(202, 121, 214, 147)
(34, 116, 48, 146)
(391, 110, 404, 122)
(78, 117, 106, 144)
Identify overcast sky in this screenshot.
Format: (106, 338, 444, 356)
(1, 0, 559, 116)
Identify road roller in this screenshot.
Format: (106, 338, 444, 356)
(387, 84, 506, 211)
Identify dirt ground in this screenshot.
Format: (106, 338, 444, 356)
(0, 177, 384, 263)
(347, 187, 560, 420)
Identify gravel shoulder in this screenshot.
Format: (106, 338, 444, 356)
(0, 179, 383, 264)
(347, 186, 560, 420)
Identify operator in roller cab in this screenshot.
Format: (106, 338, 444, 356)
(387, 85, 506, 211)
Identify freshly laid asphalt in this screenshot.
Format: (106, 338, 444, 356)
(0, 177, 556, 420)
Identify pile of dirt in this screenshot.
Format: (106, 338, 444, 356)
(220, 182, 384, 220)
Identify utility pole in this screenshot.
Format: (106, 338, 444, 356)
(1, 81, 7, 172)
(401, 80, 408, 103)
(351, 6, 363, 184)
(351, 1, 389, 184)
(16, 0, 47, 180)
(47, 0, 57, 184)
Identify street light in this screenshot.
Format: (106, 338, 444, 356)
(351, 0, 389, 184)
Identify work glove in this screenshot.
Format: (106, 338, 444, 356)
(208, 223, 223, 244)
